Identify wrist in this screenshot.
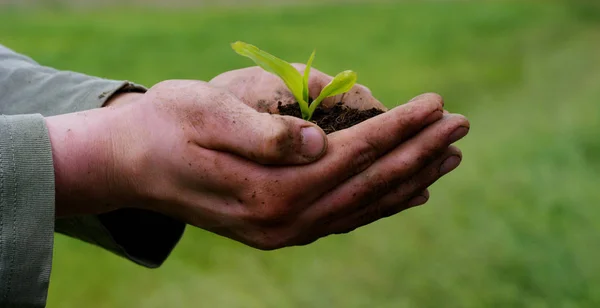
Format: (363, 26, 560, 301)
(45, 108, 125, 217)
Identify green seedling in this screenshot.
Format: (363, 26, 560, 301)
(231, 41, 357, 121)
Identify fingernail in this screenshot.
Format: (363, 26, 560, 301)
(439, 155, 461, 175)
(407, 195, 428, 207)
(448, 126, 469, 143)
(301, 126, 326, 159)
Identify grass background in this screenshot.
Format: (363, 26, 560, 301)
(2, 0, 600, 307)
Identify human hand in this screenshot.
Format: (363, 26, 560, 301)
(45, 80, 468, 250)
(209, 64, 387, 114)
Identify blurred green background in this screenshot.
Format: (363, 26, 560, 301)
(2, 0, 600, 307)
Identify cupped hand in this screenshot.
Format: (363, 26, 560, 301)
(46, 80, 469, 250)
(209, 64, 387, 114)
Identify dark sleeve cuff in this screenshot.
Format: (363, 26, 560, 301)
(56, 209, 185, 268)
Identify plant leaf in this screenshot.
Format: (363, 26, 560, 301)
(231, 41, 306, 109)
(303, 49, 316, 103)
(309, 70, 357, 114)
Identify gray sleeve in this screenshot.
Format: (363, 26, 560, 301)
(0, 114, 54, 307)
(0, 44, 185, 305)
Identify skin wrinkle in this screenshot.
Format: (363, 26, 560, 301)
(349, 139, 381, 177)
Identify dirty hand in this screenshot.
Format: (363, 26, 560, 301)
(45, 80, 469, 250)
(209, 64, 387, 113)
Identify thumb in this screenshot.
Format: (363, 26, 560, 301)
(195, 96, 327, 165)
(249, 114, 328, 165)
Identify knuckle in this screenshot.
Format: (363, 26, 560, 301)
(350, 139, 380, 173)
(364, 172, 393, 198)
(260, 118, 292, 161)
(410, 143, 438, 166)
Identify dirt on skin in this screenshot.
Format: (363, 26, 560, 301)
(276, 101, 385, 134)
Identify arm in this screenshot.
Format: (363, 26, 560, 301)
(0, 43, 468, 306)
(0, 44, 185, 306)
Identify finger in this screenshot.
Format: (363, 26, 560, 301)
(296, 188, 429, 244)
(326, 189, 430, 236)
(407, 189, 431, 208)
(291, 93, 446, 199)
(304, 114, 468, 221)
(323, 146, 462, 236)
(181, 82, 328, 165)
(375, 146, 461, 211)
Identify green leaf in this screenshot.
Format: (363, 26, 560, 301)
(303, 49, 316, 103)
(231, 41, 309, 117)
(309, 70, 358, 114)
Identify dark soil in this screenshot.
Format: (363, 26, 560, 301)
(277, 102, 385, 134)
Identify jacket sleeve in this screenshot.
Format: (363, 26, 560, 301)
(0, 114, 54, 307)
(0, 44, 185, 305)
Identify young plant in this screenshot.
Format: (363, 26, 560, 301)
(231, 41, 357, 121)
